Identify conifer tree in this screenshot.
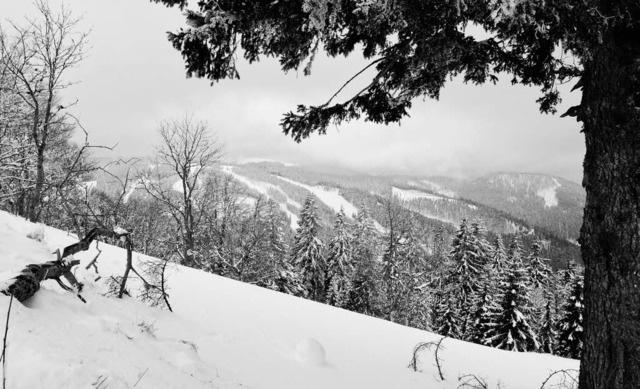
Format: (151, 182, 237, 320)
(347, 205, 382, 315)
(325, 210, 354, 307)
(528, 240, 552, 289)
(432, 226, 447, 261)
(557, 275, 585, 359)
(470, 220, 492, 261)
(487, 253, 540, 352)
(433, 293, 462, 339)
(447, 218, 489, 336)
(468, 285, 499, 345)
(448, 219, 486, 306)
(380, 198, 412, 322)
(488, 236, 508, 276)
(538, 300, 558, 354)
(507, 233, 525, 265)
(265, 201, 305, 297)
(290, 195, 325, 301)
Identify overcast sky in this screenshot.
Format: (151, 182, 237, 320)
(2, 0, 585, 183)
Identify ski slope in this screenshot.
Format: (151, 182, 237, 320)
(536, 178, 561, 208)
(0, 211, 578, 388)
(275, 176, 359, 218)
(221, 165, 301, 229)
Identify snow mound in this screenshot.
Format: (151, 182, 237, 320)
(295, 338, 327, 366)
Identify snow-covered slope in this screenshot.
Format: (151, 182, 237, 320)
(222, 165, 301, 229)
(0, 212, 578, 388)
(275, 176, 359, 218)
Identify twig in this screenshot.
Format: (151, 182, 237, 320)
(540, 369, 579, 389)
(1, 295, 14, 389)
(458, 373, 488, 389)
(85, 243, 103, 280)
(408, 337, 446, 380)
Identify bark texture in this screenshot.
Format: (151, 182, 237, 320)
(578, 22, 640, 389)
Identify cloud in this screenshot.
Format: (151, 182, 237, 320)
(6, 0, 585, 183)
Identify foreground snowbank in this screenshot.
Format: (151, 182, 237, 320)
(0, 211, 578, 388)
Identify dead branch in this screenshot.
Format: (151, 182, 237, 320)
(540, 369, 579, 389)
(408, 337, 445, 380)
(458, 373, 489, 389)
(0, 227, 130, 302)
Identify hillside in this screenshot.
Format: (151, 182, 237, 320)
(217, 162, 583, 266)
(0, 211, 578, 388)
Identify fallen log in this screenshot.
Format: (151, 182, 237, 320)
(1, 227, 131, 302)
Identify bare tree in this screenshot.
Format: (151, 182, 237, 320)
(0, 0, 88, 221)
(140, 115, 223, 267)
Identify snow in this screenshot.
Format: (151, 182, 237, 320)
(222, 166, 300, 229)
(113, 226, 128, 235)
(78, 180, 97, 193)
(420, 180, 457, 198)
(295, 338, 327, 365)
(275, 176, 359, 218)
(0, 211, 578, 389)
(172, 179, 184, 193)
(391, 187, 459, 226)
(392, 187, 455, 203)
(536, 178, 561, 208)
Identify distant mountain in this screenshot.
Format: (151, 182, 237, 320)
(220, 162, 583, 267)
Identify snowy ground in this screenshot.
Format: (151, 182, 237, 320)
(0, 211, 578, 388)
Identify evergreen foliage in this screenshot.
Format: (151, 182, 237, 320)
(346, 205, 382, 315)
(325, 210, 354, 307)
(557, 275, 584, 359)
(528, 240, 552, 289)
(433, 293, 462, 339)
(290, 196, 326, 301)
(538, 300, 557, 354)
(468, 285, 498, 345)
(487, 251, 540, 352)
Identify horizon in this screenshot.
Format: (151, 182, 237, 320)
(90, 153, 584, 185)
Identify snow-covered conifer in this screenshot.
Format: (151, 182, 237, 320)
(488, 236, 508, 275)
(433, 293, 462, 339)
(557, 275, 584, 359)
(347, 205, 383, 315)
(290, 196, 325, 301)
(538, 300, 557, 354)
(507, 233, 525, 265)
(468, 286, 499, 345)
(448, 218, 486, 305)
(527, 240, 552, 289)
(325, 210, 354, 307)
(487, 254, 540, 352)
(263, 201, 305, 296)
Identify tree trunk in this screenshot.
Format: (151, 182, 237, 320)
(27, 143, 45, 223)
(578, 23, 640, 389)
